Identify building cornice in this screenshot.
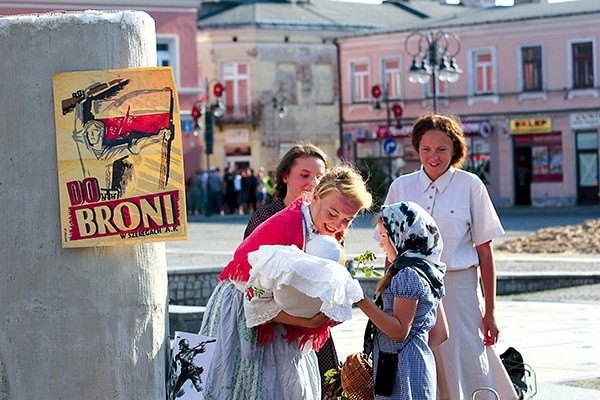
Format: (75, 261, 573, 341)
(0, 0, 200, 13)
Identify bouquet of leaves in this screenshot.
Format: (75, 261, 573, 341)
(350, 250, 381, 278)
(322, 365, 346, 400)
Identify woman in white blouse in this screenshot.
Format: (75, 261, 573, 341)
(382, 114, 517, 400)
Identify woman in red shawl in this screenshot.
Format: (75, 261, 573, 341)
(199, 165, 372, 400)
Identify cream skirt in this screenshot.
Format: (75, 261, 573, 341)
(433, 267, 518, 400)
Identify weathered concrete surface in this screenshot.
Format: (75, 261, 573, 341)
(0, 11, 168, 400)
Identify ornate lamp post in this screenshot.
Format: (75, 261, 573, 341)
(191, 79, 225, 171)
(404, 30, 462, 113)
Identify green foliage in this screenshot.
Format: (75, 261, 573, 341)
(322, 367, 347, 400)
(351, 250, 381, 278)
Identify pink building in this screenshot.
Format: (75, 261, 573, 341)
(1, 0, 202, 183)
(336, 0, 600, 206)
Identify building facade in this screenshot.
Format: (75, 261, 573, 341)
(337, 0, 600, 206)
(1, 0, 202, 182)
(193, 0, 469, 173)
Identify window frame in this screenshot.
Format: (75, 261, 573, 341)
(380, 56, 402, 100)
(349, 59, 371, 103)
(472, 48, 496, 95)
(569, 39, 595, 89)
(519, 44, 544, 92)
(156, 35, 180, 85)
(222, 61, 251, 117)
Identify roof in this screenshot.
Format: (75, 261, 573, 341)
(344, 0, 600, 36)
(197, 0, 471, 31)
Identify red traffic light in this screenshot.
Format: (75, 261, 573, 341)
(213, 82, 224, 97)
(371, 84, 382, 99)
(191, 105, 201, 120)
(392, 104, 403, 118)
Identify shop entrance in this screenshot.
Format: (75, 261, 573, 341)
(575, 132, 599, 205)
(514, 147, 532, 205)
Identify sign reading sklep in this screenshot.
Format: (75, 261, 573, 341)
(53, 67, 188, 247)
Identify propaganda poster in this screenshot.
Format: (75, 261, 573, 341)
(53, 67, 188, 247)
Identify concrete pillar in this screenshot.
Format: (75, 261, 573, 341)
(0, 11, 167, 399)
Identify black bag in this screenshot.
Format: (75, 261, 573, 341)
(500, 347, 528, 399)
(374, 350, 398, 396)
(500, 347, 525, 381)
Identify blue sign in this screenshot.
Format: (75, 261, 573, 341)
(182, 120, 193, 133)
(383, 137, 397, 155)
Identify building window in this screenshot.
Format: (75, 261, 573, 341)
(572, 41, 594, 89)
(473, 49, 495, 95)
(222, 62, 251, 117)
(157, 43, 171, 67)
(350, 60, 370, 103)
(381, 58, 402, 99)
(156, 36, 178, 83)
(521, 45, 543, 92)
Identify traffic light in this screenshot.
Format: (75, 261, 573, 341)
(204, 111, 214, 155)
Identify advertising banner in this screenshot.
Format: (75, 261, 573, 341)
(53, 67, 187, 247)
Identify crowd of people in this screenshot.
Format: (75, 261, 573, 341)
(189, 114, 518, 400)
(186, 166, 274, 217)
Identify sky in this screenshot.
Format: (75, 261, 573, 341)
(339, 0, 579, 5)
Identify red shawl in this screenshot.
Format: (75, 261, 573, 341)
(218, 197, 331, 350)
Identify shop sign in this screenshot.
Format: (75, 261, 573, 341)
(356, 128, 367, 143)
(462, 120, 492, 137)
(570, 111, 600, 129)
(226, 128, 249, 143)
(510, 118, 552, 134)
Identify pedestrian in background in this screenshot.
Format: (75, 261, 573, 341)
(264, 170, 275, 203)
(199, 165, 373, 400)
(382, 114, 517, 399)
(186, 169, 202, 215)
(255, 167, 267, 209)
(357, 201, 448, 400)
(245, 168, 258, 214)
(207, 167, 223, 216)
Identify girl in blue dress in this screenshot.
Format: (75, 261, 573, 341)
(356, 201, 449, 399)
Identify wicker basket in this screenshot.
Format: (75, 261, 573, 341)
(340, 352, 374, 400)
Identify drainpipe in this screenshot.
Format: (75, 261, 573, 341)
(333, 38, 345, 162)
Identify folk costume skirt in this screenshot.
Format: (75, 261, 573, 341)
(433, 267, 518, 400)
(199, 280, 321, 400)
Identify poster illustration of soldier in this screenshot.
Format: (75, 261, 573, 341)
(167, 332, 217, 400)
(53, 67, 187, 247)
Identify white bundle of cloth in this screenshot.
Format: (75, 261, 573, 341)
(244, 242, 364, 327)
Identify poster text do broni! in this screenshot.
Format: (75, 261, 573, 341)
(66, 177, 182, 241)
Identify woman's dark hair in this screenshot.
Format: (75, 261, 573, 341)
(411, 114, 467, 168)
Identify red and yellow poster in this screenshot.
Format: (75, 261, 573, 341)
(53, 67, 187, 247)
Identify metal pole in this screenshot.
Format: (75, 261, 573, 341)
(385, 88, 392, 183)
(430, 34, 438, 114)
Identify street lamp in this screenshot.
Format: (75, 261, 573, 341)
(273, 94, 288, 119)
(371, 83, 403, 183)
(191, 79, 226, 170)
(405, 30, 462, 113)
(262, 92, 288, 148)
